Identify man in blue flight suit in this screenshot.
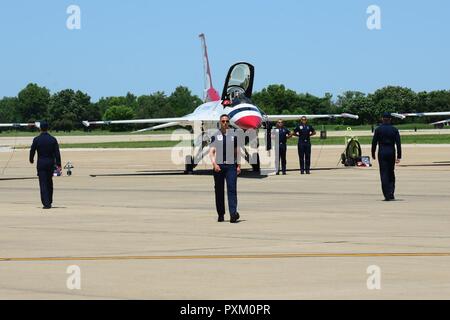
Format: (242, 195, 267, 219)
(294, 116, 316, 174)
(29, 121, 62, 209)
(275, 119, 292, 175)
(371, 112, 402, 201)
(209, 114, 241, 223)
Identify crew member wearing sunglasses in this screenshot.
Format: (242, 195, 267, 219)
(293, 116, 316, 174)
(209, 114, 241, 223)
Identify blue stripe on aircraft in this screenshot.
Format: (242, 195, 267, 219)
(228, 106, 260, 119)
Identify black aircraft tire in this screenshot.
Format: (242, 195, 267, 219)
(184, 156, 194, 174)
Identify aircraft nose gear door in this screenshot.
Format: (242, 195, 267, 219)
(221, 62, 255, 103)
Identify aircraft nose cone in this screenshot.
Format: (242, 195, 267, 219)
(228, 103, 263, 130)
(234, 115, 262, 130)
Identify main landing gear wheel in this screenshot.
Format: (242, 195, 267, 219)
(184, 156, 194, 174)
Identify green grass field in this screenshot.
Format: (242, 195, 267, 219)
(0, 129, 175, 137)
(1, 123, 448, 137)
(318, 123, 440, 131)
(13, 134, 450, 149)
(305, 134, 450, 146)
(57, 141, 182, 149)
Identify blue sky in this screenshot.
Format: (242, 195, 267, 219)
(0, 0, 449, 101)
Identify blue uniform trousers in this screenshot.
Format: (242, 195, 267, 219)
(378, 148, 396, 199)
(298, 143, 312, 173)
(38, 169, 54, 207)
(278, 143, 287, 173)
(213, 164, 238, 216)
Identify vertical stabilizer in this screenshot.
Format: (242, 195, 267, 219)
(199, 33, 220, 102)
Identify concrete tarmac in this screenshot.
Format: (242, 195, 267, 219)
(0, 145, 449, 299)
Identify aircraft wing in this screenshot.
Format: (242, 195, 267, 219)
(82, 101, 227, 129)
(392, 111, 450, 119)
(132, 122, 181, 133)
(430, 119, 450, 126)
(82, 113, 223, 128)
(0, 122, 38, 128)
(82, 117, 191, 128)
(266, 113, 359, 121)
(83, 112, 360, 129)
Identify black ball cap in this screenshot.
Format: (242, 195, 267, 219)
(40, 121, 49, 130)
(382, 112, 392, 119)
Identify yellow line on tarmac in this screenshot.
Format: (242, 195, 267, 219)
(1, 252, 450, 262)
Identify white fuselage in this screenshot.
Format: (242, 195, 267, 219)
(187, 101, 263, 131)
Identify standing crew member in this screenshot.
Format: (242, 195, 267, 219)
(294, 116, 316, 174)
(275, 119, 292, 175)
(371, 112, 402, 201)
(209, 114, 241, 223)
(29, 121, 61, 209)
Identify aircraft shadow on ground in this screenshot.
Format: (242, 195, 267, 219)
(91, 169, 267, 179)
(0, 177, 37, 181)
(400, 162, 450, 168)
(90, 167, 347, 179)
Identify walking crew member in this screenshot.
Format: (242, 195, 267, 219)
(29, 121, 61, 209)
(275, 119, 292, 175)
(294, 116, 316, 174)
(372, 112, 402, 201)
(209, 114, 241, 223)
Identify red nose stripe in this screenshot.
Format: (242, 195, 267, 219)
(235, 116, 262, 130)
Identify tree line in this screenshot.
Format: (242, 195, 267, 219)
(252, 85, 450, 125)
(0, 84, 203, 132)
(1, 83, 449, 131)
